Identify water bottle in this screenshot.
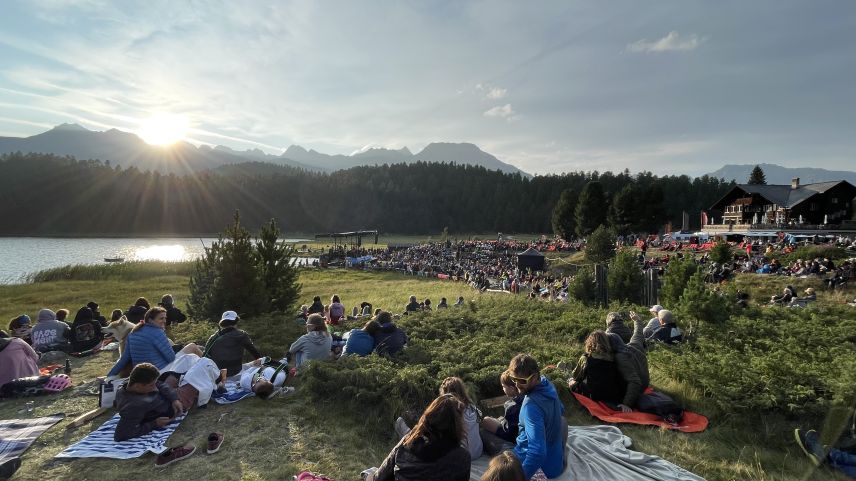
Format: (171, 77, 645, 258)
(64, 359, 72, 374)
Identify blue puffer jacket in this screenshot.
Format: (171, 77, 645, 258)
(514, 377, 565, 479)
(342, 329, 374, 356)
(107, 324, 175, 376)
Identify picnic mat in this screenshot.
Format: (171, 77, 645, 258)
(0, 414, 65, 465)
(470, 425, 707, 481)
(573, 393, 708, 433)
(39, 364, 63, 376)
(212, 381, 254, 404)
(55, 413, 186, 459)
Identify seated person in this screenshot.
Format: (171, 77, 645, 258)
(423, 299, 432, 311)
(8, 315, 32, 343)
(296, 305, 309, 324)
(795, 427, 856, 478)
(646, 310, 683, 345)
(642, 305, 664, 338)
(790, 287, 817, 306)
(439, 376, 483, 459)
(454, 296, 465, 307)
(770, 286, 796, 305)
(115, 363, 184, 442)
(203, 310, 262, 377)
(125, 305, 148, 324)
(328, 295, 345, 325)
(159, 294, 187, 327)
(70, 307, 103, 352)
(30, 309, 72, 353)
(307, 296, 324, 315)
(604, 312, 632, 344)
(404, 295, 421, 313)
(481, 370, 523, 455)
(342, 320, 381, 356)
(372, 311, 407, 356)
(360, 302, 373, 316)
(479, 451, 526, 481)
(86, 301, 108, 327)
(237, 358, 289, 399)
(288, 314, 332, 369)
(0, 331, 40, 387)
(108, 307, 202, 378)
(374, 394, 471, 481)
(437, 298, 449, 309)
(568, 331, 626, 404)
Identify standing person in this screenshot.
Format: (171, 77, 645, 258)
(0, 332, 40, 387)
(203, 311, 263, 376)
(373, 394, 471, 481)
(507, 354, 565, 480)
(288, 314, 332, 369)
(30, 308, 72, 353)
(328, 295, 345, 325)
(159, 294, 187, 327)
(70, 307, 104, 352)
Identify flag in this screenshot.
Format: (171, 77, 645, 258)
(701, 211, 709, 226)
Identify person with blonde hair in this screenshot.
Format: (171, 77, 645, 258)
(374, 394, 471, 481)
(480, 450, 526, 481)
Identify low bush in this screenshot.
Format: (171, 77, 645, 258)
(775, 245, 850, 264)
(26, 261, 193, 283)
(607, 249, 643, 304)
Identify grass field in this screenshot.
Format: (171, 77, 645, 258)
(0, 266, 853, 481)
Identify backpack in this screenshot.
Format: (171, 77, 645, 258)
(74, 322, 96, 343)
(636, 390, 684, 423)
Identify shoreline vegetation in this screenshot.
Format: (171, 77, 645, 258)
(0, 262, 853, 480)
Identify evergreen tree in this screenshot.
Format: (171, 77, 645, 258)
(709, 240, 732, 265)
(660, 255, 698, 306)
(748, 165, 767, 185)
(608, 184, 637, 235)
(639, 184, 665, 233)
(255, 218, 301, 312)
(551, 188, 577, 240)
(585, 224, 616, 263)
(608, 248, 643, 304)
(568, 265, 598, 306)
(575, 181, 607, 237)
(678, 270, 731, 324)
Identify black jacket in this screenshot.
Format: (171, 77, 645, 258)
(375, 436, 470, 481)
(114, 382, 177, 441)
(163, 305, 187, 326)
(204, 327, 262, 376)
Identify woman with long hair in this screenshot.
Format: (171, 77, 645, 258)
(480, 451, 526, 481)
(328, 294, 345, 325)
(375, 394, 471, 481)
(288, 314, 332, 369)
(107, 307, 200, 377)
(567, 330, 625, 404)
(439, 376, 483, 459)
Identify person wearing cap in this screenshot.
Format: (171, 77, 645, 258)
(642, 305, 664, 338)
(87, 301, 108, 327)
(158, 294, 187, 327)
(202, 311, 263, 377)
(645, 309, 683, 345)
(30, 309, 72, 353)
(288, 314, 332, 369)
(7, 315, 32, 343)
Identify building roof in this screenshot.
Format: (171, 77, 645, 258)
(517, 247, 544, 257)
(712, 181, 855, 210)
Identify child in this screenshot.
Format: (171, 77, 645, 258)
(481, 370, 523, 452)
(480, 450, 526, 481)
(114, 363, 184, 442)
(440, 376, 483, 459)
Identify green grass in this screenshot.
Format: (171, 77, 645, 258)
(0, 267, 853, 481)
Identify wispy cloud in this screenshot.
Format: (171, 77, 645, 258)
(475, 83, 508, 100)
(626, 31, 703, 53)
(483, 103, 515, 120)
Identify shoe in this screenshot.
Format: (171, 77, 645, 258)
(0, 457, 21, 479)
(394, 416, 410, 439)
(207, 432, 224, 454)
(155, 443, 196, 467)
(277, 386, 296, 397)
(794, 429, 825, 466)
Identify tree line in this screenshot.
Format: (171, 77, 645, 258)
(0, 152, 734, 236)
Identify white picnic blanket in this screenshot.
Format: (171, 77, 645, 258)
(470, 425, 707, 481)
(55, 413, 186, 459)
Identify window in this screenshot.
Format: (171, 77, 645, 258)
(810, 203, 818, 211)
(831, 197, 838, 204)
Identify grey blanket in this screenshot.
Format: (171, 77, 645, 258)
(0, 414, 64, 465)
(470, 425, 707, 481)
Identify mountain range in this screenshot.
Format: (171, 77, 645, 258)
(0, 124, 528, 176)
(705, 163, 856, 185)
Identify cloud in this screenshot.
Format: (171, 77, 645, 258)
(483, 103, 515, 119)
(486, 87, 507, 99)
(626, 31, 702, 53)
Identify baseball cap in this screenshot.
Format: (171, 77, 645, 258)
(221, 311, 239, 322)
(649, 304, 664, 314)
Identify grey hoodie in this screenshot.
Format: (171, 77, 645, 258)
(288, 331, 332, 367)
(31, 309, 71, 352)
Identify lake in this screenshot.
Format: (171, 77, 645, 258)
(0, 237, 313, 284)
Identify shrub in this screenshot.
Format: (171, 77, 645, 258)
(677, 270, 731, 324)
(709, 240, 732, 265)
(568, 265, 598, 306)
(585, 224, 616, 264)
(660, 255, 698, 306)
(607, 248, 643, 304)
(188, 212, 300, 320)
(776, 245, 849, 264)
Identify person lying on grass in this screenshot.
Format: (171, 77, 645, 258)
(237, 357, 290, 399)
(203, 310, 263, 377)
(160, 354, 226, 410)
(115, 362, 184, 442)
(372, 394, 471, 481)
(481, 370, 523, 455)
(107, 307, 202, 378)
(341, 319, 381, 357)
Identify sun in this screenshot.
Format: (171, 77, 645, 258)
(136, 113, 189, 146)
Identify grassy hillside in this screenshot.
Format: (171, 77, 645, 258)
(0, 266, 853, 481)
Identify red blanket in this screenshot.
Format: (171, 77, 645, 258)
(39, 364, 63, 376)
(573, 392, 709, 433)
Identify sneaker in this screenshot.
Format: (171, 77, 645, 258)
(794, 429, 825, 466)
(277, 386, 296, 397)
(155, 444, 196, 467)
(207, 433, 224, 454)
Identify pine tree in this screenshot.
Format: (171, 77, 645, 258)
(608, 184, 637, 235)
(569, 265, 598, 306)
(551, 188, 577, 240)
(660, 255, 698, 306)
(678, 270, 730, 324)
(255, 218, 301, 312)
(748, 165, 767, 185)
(639, 184, 665, 233)
(709, 240, 732, 265)
(585, 224, 616, 263)
(575, 181, 607, 237)
(608, 248, 644, 304)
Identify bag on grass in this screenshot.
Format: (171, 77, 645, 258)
(0, 375, 52, 397)
(636, 391, 684, 422)
(99, 378, 126, 408)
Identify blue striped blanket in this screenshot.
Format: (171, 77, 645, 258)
(212, 380, 254, 404)
(55, 413, 186, 459)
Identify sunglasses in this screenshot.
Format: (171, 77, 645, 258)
(509, 373, 536, 385)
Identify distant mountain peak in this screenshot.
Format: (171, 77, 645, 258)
(283, 145, 308, 156)
(50, 123, 89, 132)
(705, 163, 856, 185)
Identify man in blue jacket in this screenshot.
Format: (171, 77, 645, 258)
(508, 353, 565, 479)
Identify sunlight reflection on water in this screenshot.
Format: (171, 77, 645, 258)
(133, 245, 188, 262)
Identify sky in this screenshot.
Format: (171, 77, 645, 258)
(0, 0, 854, 176)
